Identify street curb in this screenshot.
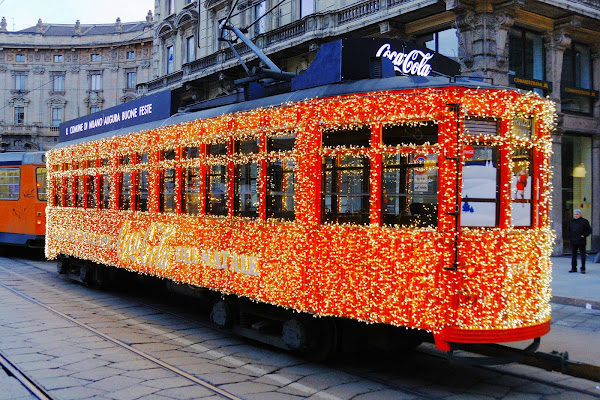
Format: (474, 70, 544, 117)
(552, 296, 600, 310)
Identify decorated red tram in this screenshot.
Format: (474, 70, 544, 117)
(46, 40, 555, 355)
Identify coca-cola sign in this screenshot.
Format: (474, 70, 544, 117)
(376, 44, 435, 76)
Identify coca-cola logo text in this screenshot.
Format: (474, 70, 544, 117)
(376, 44, 434, 77)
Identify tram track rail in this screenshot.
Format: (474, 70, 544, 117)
(1, 255, 599, 400)
(0, 350, 55, 400)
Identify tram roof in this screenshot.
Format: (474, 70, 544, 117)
(54, 76, 514, 150)
(0, 151, 46, 165)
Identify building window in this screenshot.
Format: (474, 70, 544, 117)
(51, 107, 63, 127)
(0, 168, 20, 200)
(91, 53, 101, 62)
(126, 51, 135, 59)
(509, 28, 545, 95)
(15, 54, 26, 62)
(254, 1, 267, 35)
(53, 74, 64, 91)
(300, 0, 314, 18)
(186, 36, 195, 63)
(53, 54, 63, 63)
(14, 106, 25, 124)
(90, 74, 102, 91)
(168, 0, 175, 14)
(126, 71, 136, 89)
(416, 28, 458, 58)
(166, 45, 174, 74)
(15, 73, 26, 91)
(89, 106, 101, 114)
(561, 42, 594, 114)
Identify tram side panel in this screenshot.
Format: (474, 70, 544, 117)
(0, 163, 46, 247)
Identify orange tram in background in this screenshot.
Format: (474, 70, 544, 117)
(0, 152, 47, 248)
(45, 76, 556, 357)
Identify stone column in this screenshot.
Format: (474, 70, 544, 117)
(544, 30, 571, 111)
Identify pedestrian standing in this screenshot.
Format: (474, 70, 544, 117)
(566, 209, 592, 274)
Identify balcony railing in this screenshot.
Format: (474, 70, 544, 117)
(339, 0, 380, 24)
(265, 19, 307, 46)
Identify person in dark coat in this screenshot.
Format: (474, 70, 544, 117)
(566, 209, 592, 274)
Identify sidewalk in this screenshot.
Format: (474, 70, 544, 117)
(540, 256, 600, 372)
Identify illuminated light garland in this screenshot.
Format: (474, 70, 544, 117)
(46, 87, 555, 336)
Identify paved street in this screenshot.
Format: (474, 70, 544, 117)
(0, 251, 598, 399)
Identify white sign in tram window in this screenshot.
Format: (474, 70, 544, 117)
(413, 175, 429, 192)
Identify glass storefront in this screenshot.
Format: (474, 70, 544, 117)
(561, 135, 593, 252)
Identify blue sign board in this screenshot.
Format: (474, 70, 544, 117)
(59, 90, 172, 143)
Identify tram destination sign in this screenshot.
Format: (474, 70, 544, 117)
(59, 90, 172, 143)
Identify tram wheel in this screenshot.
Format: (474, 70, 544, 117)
(306, 317, 339, 362)
(211, 299, 233, 328)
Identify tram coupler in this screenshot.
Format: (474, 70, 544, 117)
(447, 337, 540, 366)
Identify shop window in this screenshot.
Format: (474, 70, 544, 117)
(461, 146, 499, 227)
(119, 172, 131, 210)
(561, 42, 594, 115)
(0, 168, 20, 200)
(382, 154, 438, 227)
(511, 148, 532, 227)
(161, 169, 176, 213)
(509, 28, 546, 96)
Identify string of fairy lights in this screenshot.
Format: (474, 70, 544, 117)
(45, 86, 556, 335)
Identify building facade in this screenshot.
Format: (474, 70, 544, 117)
(0, 13, 154, 152)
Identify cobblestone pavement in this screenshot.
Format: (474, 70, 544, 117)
(0, 253, 599, 400)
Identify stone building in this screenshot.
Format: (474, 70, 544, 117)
(0, 13, 154, 152)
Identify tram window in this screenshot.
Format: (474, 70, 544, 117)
(137, 152, 148, 164)
(36, 167, 47, 201)
(322, 155, 370, 225)
(86, 176, 96, 209)
(160, 169, 176, 213)
(183, 167, 201, 215)
(208, 143, 227, 156)
(235, 163, 259, 218)
(119, 172, 131, 210)
(65, 176, 73, 207)
(54, 178, 63, 206)
(0, 168, 20, 200)
(268, 133, 296, 152)
(382, 154, 438, 227)
(207, 165, 227, 216)
(511, 148, 533, 227)
(163, 149, 177, 161)
(235, 139, 260, 154)
(464, 118, 499, 137)
(120, 155, 130, 166)
(100, 175, 110, 209)
(461, 146, 499, 227)
(186, 146, 201, 159)
(101, 158, 110, 167)
(323, 126, 370, 148)
(136, 171, 149, 212)
(76, 177, 85, 207)
(267, 160, 295, 220)
(383, 123, 438, 146)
